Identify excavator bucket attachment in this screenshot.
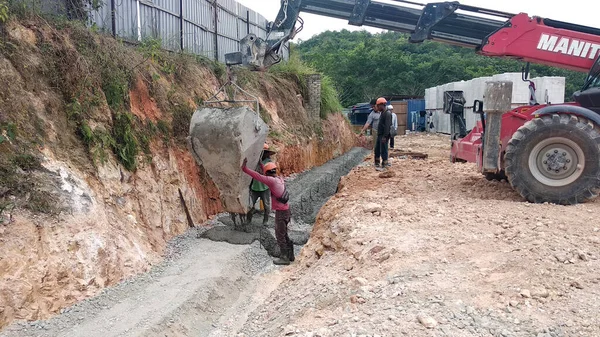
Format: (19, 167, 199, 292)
(188, 106, 269, 214)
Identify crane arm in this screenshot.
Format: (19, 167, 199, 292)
(226, 0, 600, 73)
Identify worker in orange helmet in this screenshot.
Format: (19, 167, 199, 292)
(242, 158, 294, 265)
(367, 97, 392, 168)
(247, 143, 275, 225)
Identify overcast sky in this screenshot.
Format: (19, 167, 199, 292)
(236, 0, 599, 42)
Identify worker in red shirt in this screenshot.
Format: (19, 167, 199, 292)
(242, 158, 294, 265)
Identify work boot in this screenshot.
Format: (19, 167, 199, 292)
(246, 209, 254, 225)
(374, 160, 381, 168)
(286, 236, 295, 262)
(262, 211, 269, 226)
(273, 247, 291, 265)
(383, 160, 391, 167)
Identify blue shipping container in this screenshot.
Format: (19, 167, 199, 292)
(406, 99, 426, 131)
(407, 99, 426, 114)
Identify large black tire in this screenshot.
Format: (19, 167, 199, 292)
(505, 114, 600, 205)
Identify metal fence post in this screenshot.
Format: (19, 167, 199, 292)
(213, 0, 219, 61)
(180, 0, 184, 51)
(110, 0, 116, 38)
(246, 10, 250, 35)
(136, 0, 142, 41)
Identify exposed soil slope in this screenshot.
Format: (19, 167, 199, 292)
(0, 18, 359, 330)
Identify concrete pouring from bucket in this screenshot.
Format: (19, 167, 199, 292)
(188, 106, 268, 214)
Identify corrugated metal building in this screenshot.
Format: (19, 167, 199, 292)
(85, 0, 289, 63)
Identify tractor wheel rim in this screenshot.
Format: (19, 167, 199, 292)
(528, 137, 585, 187)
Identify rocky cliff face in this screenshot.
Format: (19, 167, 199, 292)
(0, 19, 359, 329)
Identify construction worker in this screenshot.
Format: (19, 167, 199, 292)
(388, 105, 398, 149)
(361, 98, 384, 166)
(377, 98, 393, 167)
(241, 158, 294, 265)
(247, 144, 275, 225)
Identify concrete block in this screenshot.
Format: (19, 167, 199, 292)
(436, 84, 450, 110)
(425, 88, 433, 110)
(470, 76, 493, 105)
(429, 86, 439, 110)
(532, 76, 566, 104)
(188, 106, 269, 214)
(435, 109, 451, 134)
(491, 73, 530, 104)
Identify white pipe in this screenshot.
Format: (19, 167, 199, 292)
(136, 0, 142, 41)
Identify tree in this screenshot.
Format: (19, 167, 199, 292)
(295, 30, 586, 107)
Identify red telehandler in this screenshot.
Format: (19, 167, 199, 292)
(225, 0, 600, 205)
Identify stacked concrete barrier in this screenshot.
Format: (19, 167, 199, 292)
(424, 73, 566, 134)
(188, 106, 269, 214)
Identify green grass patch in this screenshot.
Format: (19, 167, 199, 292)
(112, 112, 138, 171)
(269, 53, 342, 118)
(172, 103, 194, 143)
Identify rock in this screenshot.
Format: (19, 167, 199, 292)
(376, 253, 391, 263)
(509, 300, 519, 307)
(417, 313, 437, 329)
(379, 171, 396, 178)
(520, 289, 531, 298)
(554, 252, 569, 263)
(369, 246, 385, 254)
(354, 277, 369, 286)
(531, 287, 549, 298)
(570, 281, 584, 289)
(466, 306, 475, 315)
(578, 252, 589, 261)
(284, 325, 297, 335)
(363, 203, 382, 216)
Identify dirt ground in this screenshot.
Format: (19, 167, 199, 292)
(2, 133, 599, 337)
(238, 133, 600, 337)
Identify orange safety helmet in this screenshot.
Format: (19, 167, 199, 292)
(376, 97, 387, 105)
(263, 162, 277, 173)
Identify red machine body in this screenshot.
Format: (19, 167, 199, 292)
(450, 103, 579, 170)
(450, 12, 600, 175)
(480, 13, 599, 72)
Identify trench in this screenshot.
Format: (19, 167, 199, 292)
(0, 147, 369, 337)
(198, 147, 370, 256)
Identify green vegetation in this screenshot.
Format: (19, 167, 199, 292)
(295, 30, 587, 107)
(0, 1, 9, 23)
(0, 153, 57, 215)
(269, 49, 343, 117)
(112, 112, 138, 171)
(171, 103, 195, 143)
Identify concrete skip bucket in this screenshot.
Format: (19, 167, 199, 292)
(188, 106, 269, 214)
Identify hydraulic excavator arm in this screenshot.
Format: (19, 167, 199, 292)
(226, 0, 600, 73)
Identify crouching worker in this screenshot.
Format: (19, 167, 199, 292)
(241, 158, 294, 265)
